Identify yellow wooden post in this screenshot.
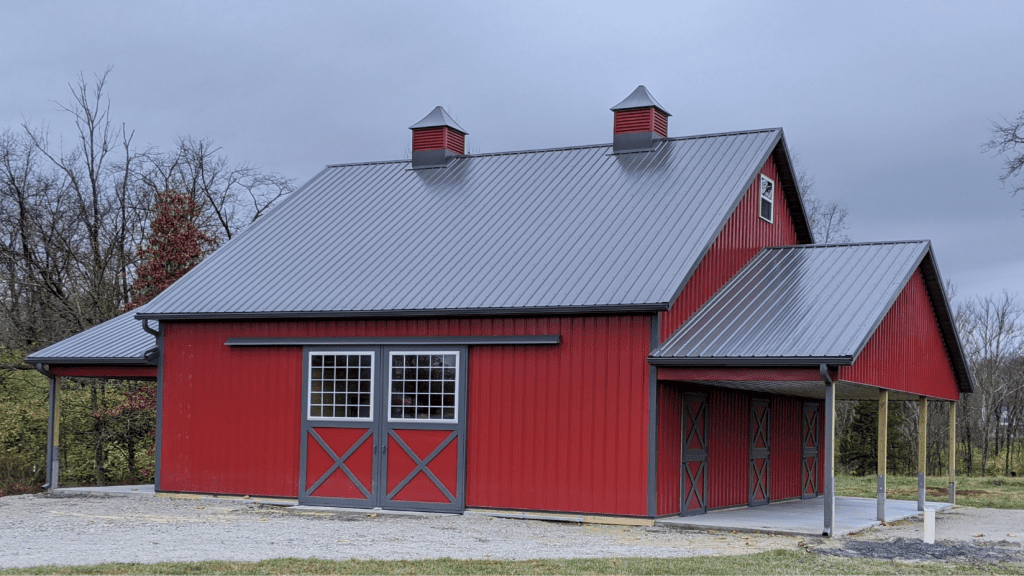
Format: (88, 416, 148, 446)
(949, 402, 957, 505)
(918, 396, 928, 511)
(877, 389, 888, 521)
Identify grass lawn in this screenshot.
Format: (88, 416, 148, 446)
(835, 474, 1024, 509)
(1, 551, 1021, 576)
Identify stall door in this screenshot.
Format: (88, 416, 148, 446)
(299, 347, 467, 512)
(801, 401, 821, 498)
(749, 398, 770, 506)
(681, 393, 709, 516)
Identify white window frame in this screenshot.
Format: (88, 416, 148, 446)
(307, 350, 375, 422)
(759, 174, 775, 224)
(387, 350, 460, 423)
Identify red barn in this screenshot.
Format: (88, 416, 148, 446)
(29, 86, 973, 533)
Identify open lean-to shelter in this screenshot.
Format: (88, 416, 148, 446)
(29, 86, 973, 535)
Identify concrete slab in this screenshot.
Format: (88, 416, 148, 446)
(657, 496, 953, 537)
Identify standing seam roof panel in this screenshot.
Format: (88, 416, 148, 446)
(139, 131, 784, 316)
(652, 242, 931, 360)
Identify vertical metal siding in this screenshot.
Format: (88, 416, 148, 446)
(708, 388, 749, 509)
(659, 154, 800, 341)
(160, 315, 652, 515)
(657, 382, 682, 515)
(839, 270, 960, 400)
(770, 396, 801, 500)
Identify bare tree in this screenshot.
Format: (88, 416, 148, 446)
(955, 292, 1024, 475)
(983, 111, 1024, 200)
(139, 137, 292, 242)
(792, 154, 852, 243)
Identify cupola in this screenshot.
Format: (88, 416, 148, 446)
(409, 106, 467, 168)
(610, 85, 671, 153)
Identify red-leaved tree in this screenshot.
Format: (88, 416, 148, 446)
(126, 190, 217, 311)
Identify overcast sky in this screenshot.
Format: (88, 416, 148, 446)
(3, 1, 1022, 305)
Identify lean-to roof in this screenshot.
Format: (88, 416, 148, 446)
(26, 308, 158, 366)
(650, 241, 973, 393)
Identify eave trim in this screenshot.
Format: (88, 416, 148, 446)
(648, 356, 854, 367)
(136, 304, 668, 321)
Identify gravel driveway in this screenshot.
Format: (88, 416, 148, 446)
(4, 492, 1024, 569)
(0, 493, 800, 569)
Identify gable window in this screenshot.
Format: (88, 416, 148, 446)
(308, 352, 374, 420)
(389, 352, 459, 421)
(759, 175, 774, 223)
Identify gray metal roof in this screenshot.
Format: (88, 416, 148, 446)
(408, 106, 468, 134)
(611, 85, 671, 116)
(139, 128, 805, 319)
(650, 241, 973, 393)
(26, 309, 158, 365)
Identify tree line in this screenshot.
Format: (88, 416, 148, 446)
(0, 70, 293, 494)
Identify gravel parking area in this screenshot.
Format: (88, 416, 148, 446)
(0, 493, 801, 569)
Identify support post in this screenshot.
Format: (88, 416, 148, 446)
(949, 401, 957, 505)
(51, 376, 60, 491)
(877, 389, 888, 522)
(822, 366, 835, 537)
(44, 375, 55, 490)
(918, 396, 928, 511)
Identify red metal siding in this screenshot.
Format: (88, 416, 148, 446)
(839, 270, 960, 401)
(659, 154, 801, 341)
(707, 388, 749, 509)
(412, 127, 465, 154)
(50, 365, 158, 380)
(770, 396, 801, 500)
(160, 315, 651, 514)
(658, 366, 820, 383)
(656, 382, 682, 515)
(653, 110, 668, 138)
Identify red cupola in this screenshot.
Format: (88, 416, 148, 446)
(611, 85, 671, 153)
(409, 106, 468, 168)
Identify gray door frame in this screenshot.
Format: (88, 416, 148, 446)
(749, 398, 771, 507)
(298, 345, 468, 512)
(802, 401, 821, 499)
(681, 392, 709, 516)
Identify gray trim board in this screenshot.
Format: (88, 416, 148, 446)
(647, 314, 659, 517)
(154, 325, 164, 492)
(26, 356, 155, 366)
(226, 335, 561, 347)
(137, 305, 668, 321)
(649, 356, 854, 367)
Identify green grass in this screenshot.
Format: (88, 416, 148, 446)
(836, 474, 1024, 509)
(1, 551, 1020, 576)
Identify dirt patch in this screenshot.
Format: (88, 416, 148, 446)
(811, 537, 1024, 565)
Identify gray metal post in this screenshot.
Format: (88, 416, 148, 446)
(877, 389, 888, 521)
(44, 375, 55, 490)
(949, 401, 957, 505)
(918, 396, 928, 511)
(822, 366, 835, 537)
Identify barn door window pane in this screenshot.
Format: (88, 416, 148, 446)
(759, 174, 774, 223)
(308, 352, 374, 420)
(389, 352, 459, 421)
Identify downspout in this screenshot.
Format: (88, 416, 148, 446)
(142, 319, 159, 337)
(820, 364, 835, 537)
(35, 364, 58, 491)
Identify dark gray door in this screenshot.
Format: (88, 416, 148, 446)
(681, 393, 708, 515)
(299, 346, 467, 512)
(802, 401, 821, 498)
(749, 398, 770, 506)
